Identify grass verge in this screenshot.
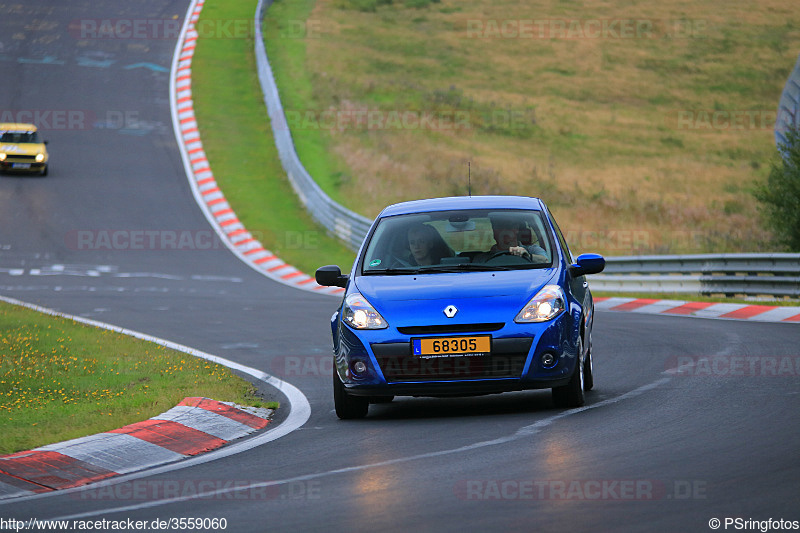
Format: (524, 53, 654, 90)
(206, 0, 797, 304)
(261, 0, 354, 207)
(262, 0, 800, 254)
(0, 301, 275, 455)
(190, 0, 356, 276)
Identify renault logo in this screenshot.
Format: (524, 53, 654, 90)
(443, 305, 458, 318)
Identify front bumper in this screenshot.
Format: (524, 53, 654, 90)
(0, 160, 47, 173)
(334, 311, 580, 398)
(343, 376, 573, 397)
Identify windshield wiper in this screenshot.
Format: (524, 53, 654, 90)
(362, 265, 506, 275)
(414, 264, 511, 273)
(361, 268, 416, 275)
(362, 263, 545, 275)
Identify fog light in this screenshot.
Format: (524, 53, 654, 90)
(541, 353, 557, 369)
(353, 361, 367, 375)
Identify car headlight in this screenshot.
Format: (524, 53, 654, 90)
(0, 153, 6, 161)
(515, 285, 566, 323)
(343, 293, 388, 330)
(35, 153, 45, 163)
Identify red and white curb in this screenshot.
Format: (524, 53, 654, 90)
(169, 1, 798, 322)
(169, 0, 344, 297)
(0, 295, 311, 505)
(0, 397, 272, 500)
(595, 297, 800, 323)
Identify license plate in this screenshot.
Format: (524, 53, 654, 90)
(12, 163, 30, 169)
(412, 335, 491, 357)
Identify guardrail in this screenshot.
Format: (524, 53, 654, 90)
(253, 5, 799, 298)
(776, 53, 800, 150)
(254, 0, 372, 251)
(594, 254, 800, 298)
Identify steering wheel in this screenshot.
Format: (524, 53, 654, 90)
(486, 250, 514, 261)
(484, 250, 531, 265)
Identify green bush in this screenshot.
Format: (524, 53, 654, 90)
(755, 128, 800, 251)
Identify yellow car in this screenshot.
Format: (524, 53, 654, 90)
(0, 123, 49, 176)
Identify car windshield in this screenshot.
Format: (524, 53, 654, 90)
(362, 208, 554, 274)
(0, 131, 39, 143)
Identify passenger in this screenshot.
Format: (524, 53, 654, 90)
(406, 223, 453, 266)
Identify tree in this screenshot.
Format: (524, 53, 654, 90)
(755, 127, 800, 251)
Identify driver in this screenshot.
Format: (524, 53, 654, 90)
(479, 215, 547, 261)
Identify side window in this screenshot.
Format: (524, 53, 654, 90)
(548, 209, 573, 264)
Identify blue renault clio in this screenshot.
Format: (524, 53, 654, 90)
(316, 196, 605, 419)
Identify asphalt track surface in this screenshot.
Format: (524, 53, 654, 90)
(1, 1, 799, 532)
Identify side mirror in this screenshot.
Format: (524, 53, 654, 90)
(569, 253, 605, 277)
(315, 265, 348, 288)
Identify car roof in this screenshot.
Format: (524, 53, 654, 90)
(0, 123, 38, 133)
(378, 195, 545, 217)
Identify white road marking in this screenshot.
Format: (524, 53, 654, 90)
(46, 377, 672, 519)
(0, 285, 232, 296)
(0, 264, 242, 282)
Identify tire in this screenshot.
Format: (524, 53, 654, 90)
(583, 333, 594, 392)
(552, 338, 585, 408)
(333, 365, 369, 419)
(40, 165, 48, 177)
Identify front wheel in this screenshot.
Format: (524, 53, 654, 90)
(552, 339, 585, 408)
(583, 334, 594, 392)
(333, 366, 369, 419)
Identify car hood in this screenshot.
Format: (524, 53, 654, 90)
(1, 143, 46, 156)
(353, 269, 558, 328)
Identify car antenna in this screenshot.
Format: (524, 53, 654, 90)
(468, 161, 472, 197)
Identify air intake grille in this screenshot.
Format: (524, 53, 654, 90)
(372, 337, 532, 382)
(396, 323, 504, 335)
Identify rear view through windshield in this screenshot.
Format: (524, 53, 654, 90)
(362, 209, 554, 273)
(0, 130, 40, 143)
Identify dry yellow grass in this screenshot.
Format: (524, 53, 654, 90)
(272, 0, 800, 255)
